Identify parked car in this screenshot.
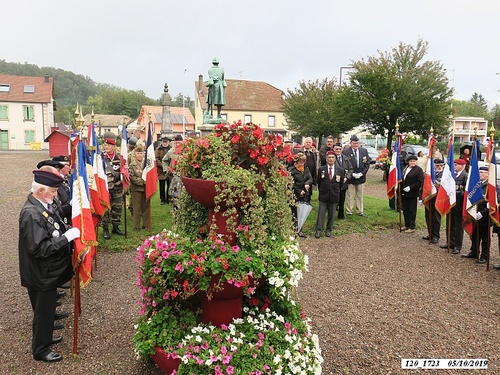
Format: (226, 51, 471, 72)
(401, 144, 428, 159)
(364, 146, 378, 164)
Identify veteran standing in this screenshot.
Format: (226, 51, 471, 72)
(19, 170, 80, 362)
(343, 135, 371, 216)
(314, 151, 344, 238)
(400, 155, 424, 233)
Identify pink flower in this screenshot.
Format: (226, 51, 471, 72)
(153, 266, 161, 274)
(175, 262, 184, 272)
(226, 366, 235, 374)
(231, 245, 240, 253)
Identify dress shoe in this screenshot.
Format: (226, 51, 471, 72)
(57, 290, 66, 298)
(493, 264, 500, 270)
(56, 299, 62, 307)
(422, 235, 430, 240)
(51, 336, 63, 344)
(34, 351, 62, 362)
(337, 216, 344, 220)
(103, 227, 111, 240)
(462, 252, 477, 259)
(476, 258, 487, 264)
(112, 226, 125, 235)
(160, 201, 166, 205)
(451, 247, 461, 254)
(400, 226, 408, 231)
(404, 228, 415, 233)
(440, 244, 450, 249)
(314, 231, 321, 239)
(54, 320, 64, 330)
(431, 237, 439, 244)
(59, 281, 70, 289)
(325, 230, 332, 237)
(55, 311, 69, 320)
(357, 213, 365, 217)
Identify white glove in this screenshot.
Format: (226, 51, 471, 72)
(475, 212, 483, 220)
(63, 227, 81, 242)
(353, 173, 362, 179)
(403, 186, 410, 192)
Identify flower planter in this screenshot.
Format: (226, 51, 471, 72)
(151, 347, 180, 374)
(181, 176, 262, 246)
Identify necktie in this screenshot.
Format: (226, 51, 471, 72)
(47, 204, 53, 213)
(354, 150, 358, 167)
(329, 167, 333, 180)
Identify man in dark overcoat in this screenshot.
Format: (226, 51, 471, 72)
(314, 151, 344, 238)
(19, 170, 80, 362)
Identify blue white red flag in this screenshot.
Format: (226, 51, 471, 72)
(463, 139, 483, 236)
(86, 124, 110, 218)
(487, 140, 500, 226)
(436, 135, 456, 216)
(387, 134, 403, 199)
(71, 141, 98, 287)
(142, 121, 158, 200)
(422, 136, 437, 207)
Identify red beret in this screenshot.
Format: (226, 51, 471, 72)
(326, 151, 335, 155)
(454, 159, 467, 165)
(105, 138, 116, 145)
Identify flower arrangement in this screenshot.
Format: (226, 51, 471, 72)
(134, 121, 323, 374)
(375, 147, 390, 170)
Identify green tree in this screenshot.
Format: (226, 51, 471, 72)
(337, 39, 453, 149)
(281, 78, 356, 144)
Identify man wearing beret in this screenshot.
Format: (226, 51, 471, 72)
(102, 135, 125, 239)
(19, 169, 81, 362)
(422, 159, 444, 243)
(342, 135, 371, 216)
(155, 136, 171, 205)
(441, 159, 468, 254)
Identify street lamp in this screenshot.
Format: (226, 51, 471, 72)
(183, 69, 187, 137)
(339, 66, 354, 86)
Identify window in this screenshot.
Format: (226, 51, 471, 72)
(0, 84, 10, 92)
(0, 105, 7, 120)
(23, 85, 35, 93)
(24, 130, 35, 143)
(268, 115, 275, 127)
(244, 114, 252, 124)
(23, 105, 34, 121)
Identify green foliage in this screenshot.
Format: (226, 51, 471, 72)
(451, 97, 489, 118)
(282, 78, 356, 142)
(337, 39, 454, 149)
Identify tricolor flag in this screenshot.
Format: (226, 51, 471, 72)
(387, 133, 403, 199)
(463, 140, 483, 236)
(87, 124, 110, 218)
(422, 135, 437, 207)
(142, 121, 158, 200)
(120, 127, 130, 192)
(71, 141, 98, 287)
(435, 136, 456, 216)
(487, 140, 500, 226)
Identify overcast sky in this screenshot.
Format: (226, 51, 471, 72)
(4, 0, 500, 108)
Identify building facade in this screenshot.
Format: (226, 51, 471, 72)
(0, 74, 55, 150)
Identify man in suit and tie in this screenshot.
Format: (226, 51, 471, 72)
(333, 143, 349, 219)
(343, 135, 371, 216)
(315, 151, 344, 238)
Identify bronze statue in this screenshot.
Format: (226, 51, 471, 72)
(205, 58, 226, 119)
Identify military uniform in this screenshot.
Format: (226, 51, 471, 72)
(102, 148, 124, 237)
(444, 166, 468, 253)
(155, 139, 171, 204)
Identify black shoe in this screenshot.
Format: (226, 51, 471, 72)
(103, 227, 111, 240)
(51, 336, 63, 345)
(314, 231, 321, 239)
(422, 235, 430, 240)
(431, 237, 439, 244)
(493, 265, 500, 270)
(337, 216, 344, 220)
(59, 281, 70, 289)
(34, 351, 62, 362)
(57, 290, 66, 298)
(326, 230, 332, 237)
(440, 244, 450, 249)
(112, 226, 125, 235)
(476, 258, 487, 264)
(55, 311, 69, 320)
(54, 321, 64, 330)
(462, 252, 477, 259)
(56, 299, 62, 307)
(160, 201, 166, 205)
(451, 247, 461, 254)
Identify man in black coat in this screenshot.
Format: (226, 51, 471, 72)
(441, 159, 468, 254)
(343, 135, 371, 216)
(400, 155, 424, 233)
(19, 169, 80, 362)
(422, 159, 444, 243)
(314, 151, 344, 238)
(333, 142, 349, 219)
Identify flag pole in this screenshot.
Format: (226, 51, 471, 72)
(73, 266, 81, 355)
(123, 192, 128, 238)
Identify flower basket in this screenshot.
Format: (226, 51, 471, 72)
(151, 347, 181, 375)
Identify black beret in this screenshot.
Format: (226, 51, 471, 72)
(33, 170, 65, 187)
(161, 136, 171, 142)
(174, 135, 183, 141)
(434, 159, 444, 164)
(37, 160, 63, 169)
(350, 135, 359, 142)
(406, 155, 418, 161)
(479, 166, 488, 171)
(52, 155, 69, 164)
